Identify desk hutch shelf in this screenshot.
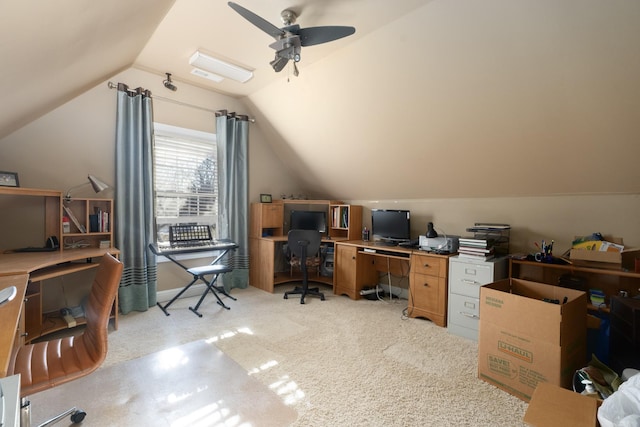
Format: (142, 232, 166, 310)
(0, 186, 61, 247)
(62, 198, 113, 249)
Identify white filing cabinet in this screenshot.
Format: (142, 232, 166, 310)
(447, 256, 507, 341)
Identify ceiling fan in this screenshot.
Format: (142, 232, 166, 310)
(228, 2, 356, 76)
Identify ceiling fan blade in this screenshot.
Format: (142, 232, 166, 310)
(298, 26, 356, 46)
(228, 2, 284, 39)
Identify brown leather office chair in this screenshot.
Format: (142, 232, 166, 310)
(10, 252, 123, 426)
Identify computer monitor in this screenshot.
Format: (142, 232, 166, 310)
(290, 210, 327, 234)
(371, 209, 411, 244)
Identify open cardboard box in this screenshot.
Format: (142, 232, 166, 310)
(524, 382, 601, 426)
(570, 236, 640, 269)
(478, 278, 587, 402)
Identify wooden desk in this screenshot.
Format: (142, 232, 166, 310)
(249, 236, 338, 293)
(334, 241, 452, 326)
(509, 258, 640, 312)
(334, 240, 413, 299)
(0, 247, 120, 372)
(249, 200, 363, 293)
(0, 274, 28, 378)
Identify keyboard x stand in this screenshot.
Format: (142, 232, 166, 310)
(149, 240, 238, 316)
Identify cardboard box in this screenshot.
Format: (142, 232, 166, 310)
(523, 382, 600, 427)
(570, 236, 640, 268)
(478, 278, 587, 402)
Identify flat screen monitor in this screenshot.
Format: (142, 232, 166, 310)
(371, 209, 411, 244)
(290, 210, 327, 234)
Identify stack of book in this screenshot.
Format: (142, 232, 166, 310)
(90, 207, 109, 232)
(589, 289, 606, 308)
(457, 237, 496, 261)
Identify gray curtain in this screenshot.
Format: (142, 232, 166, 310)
(216, 110, 249, 291)
(115, 83, 157, 313)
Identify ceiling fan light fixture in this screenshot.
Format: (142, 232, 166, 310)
(270, 55, 289, 73)
(190, 68, 224, 83)
(189, 51, 253, 83)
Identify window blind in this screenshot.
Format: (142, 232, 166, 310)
(153, 126, 217, 240)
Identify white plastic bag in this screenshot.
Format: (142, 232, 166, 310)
(598, 373, 640, 427)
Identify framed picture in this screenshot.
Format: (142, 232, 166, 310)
(0, 171, 19, 187)
(260, 193, 272, 203)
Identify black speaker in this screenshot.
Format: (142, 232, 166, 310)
(46, 236, 59, 249)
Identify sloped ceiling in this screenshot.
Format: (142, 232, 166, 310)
(245, 0, 640, 200)
(2, 0, 639, 200)
(0, 0, 175, 138)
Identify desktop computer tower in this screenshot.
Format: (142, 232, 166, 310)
(321, 250, 334, 277)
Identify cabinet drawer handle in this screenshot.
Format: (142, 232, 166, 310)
(423, 263, 430, 268)
(422, 283, 429, 287)
(21, 332, 28, 338)
(462, 279, 479, 285)
(459, 312, 479, 319)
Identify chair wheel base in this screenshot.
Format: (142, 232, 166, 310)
(71, 409, 87, 423)
(284, 286, 325, 304)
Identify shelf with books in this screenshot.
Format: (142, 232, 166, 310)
(329, 204, 362, 240)
(62, 198, 113, 250)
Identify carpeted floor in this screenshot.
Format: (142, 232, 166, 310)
(29, 339, 297, 426)
(29, 284, 528, 426)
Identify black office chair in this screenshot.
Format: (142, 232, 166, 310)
(284, 229, 325, 304)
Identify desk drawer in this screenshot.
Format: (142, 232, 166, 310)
(410, 273, 442, 313)
(412, 254, 445, 277)
(448, 293, 480, 331)
(449, 260, 493, 298)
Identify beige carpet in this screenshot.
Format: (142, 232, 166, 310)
(29, 284, 528, 426)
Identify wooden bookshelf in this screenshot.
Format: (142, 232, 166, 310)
(62, 198, 113, 250)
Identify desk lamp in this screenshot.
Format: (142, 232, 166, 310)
(64, 175, 109, 202)
(426, 222, 438, 238)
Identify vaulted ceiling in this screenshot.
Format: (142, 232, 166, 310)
(0, 0, 430, 138)
(2, 1, 639, 200)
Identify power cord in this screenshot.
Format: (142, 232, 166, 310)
(377, 257, 411, 305)
(64, 238, 91, 249)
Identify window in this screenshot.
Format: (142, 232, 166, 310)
(153, 123, 217, 243)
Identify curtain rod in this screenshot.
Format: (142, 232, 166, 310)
(107, 81, 255, 122)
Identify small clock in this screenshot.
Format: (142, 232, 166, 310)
(0, 171, 19, 187)
(260, 194, 272, 203)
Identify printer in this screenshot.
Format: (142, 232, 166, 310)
(419, 223, 459, 253)
(419, 235, 459, 254)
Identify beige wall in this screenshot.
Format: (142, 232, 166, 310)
(1, 66, 639, 297)
(352, 195, 640, 256)
(0, 67, 300, 292)
(0, 67, 300, 203)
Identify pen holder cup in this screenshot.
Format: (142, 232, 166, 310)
(534, 253, 554, 263)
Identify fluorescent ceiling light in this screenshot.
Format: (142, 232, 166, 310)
(190, 68, 224, 83)
(189, 51, 253, 83)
